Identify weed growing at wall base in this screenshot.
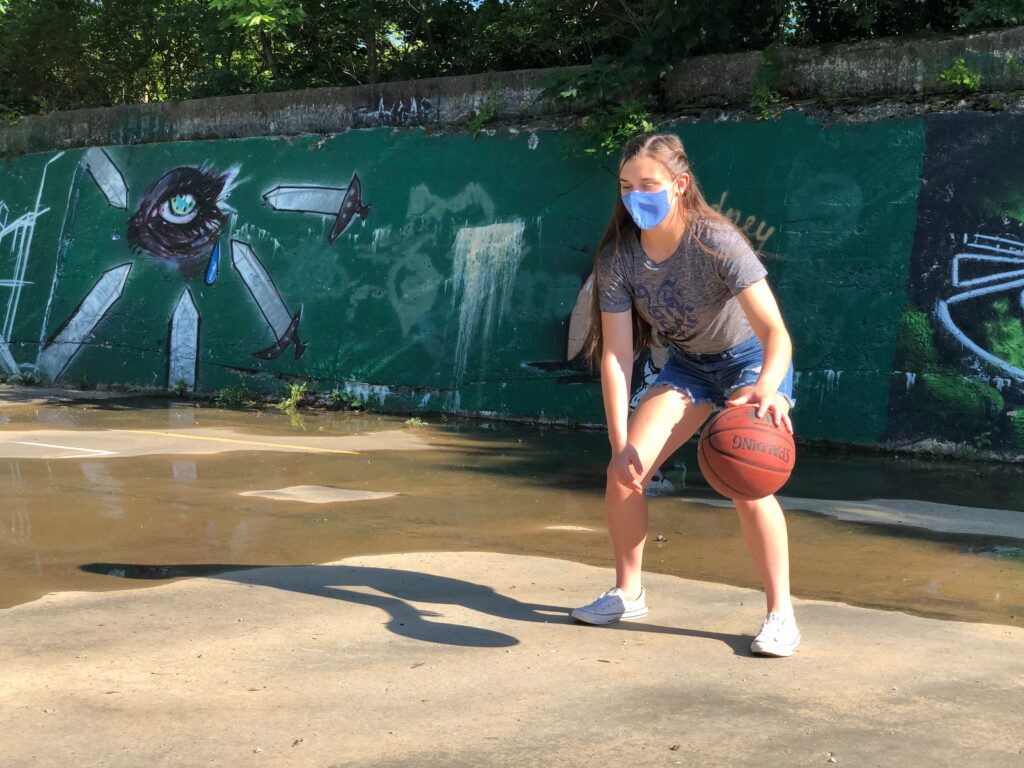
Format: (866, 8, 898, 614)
(468, 84, 503, 139)
(214, 380, 261, 409)
(579, 101, 656, 156)
(1006, 53, 1022, 77)
(327, 388, 363, 411)
(938, 57, 982, 90)
(277, 381, 310, 412)
(751, 47, 786, 120)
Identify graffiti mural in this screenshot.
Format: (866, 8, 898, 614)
(0, 115, 941, 449)
(890, 113, 1024, 450)
(0, 145, 370, 391)
(263, 172, 370, 242)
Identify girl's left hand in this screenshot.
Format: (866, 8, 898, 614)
(726, 385, 793, 434)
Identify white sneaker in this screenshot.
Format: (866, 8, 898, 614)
(750, 612, 801, 657)
(571, 587, 648, 625)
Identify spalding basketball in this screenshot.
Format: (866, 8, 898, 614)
(697, 405, 795, 501)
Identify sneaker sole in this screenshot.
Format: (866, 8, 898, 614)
(570, 607, 649, 625)
(750, 635, 801, 657)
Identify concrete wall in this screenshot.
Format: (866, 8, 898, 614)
(2, 30, 1024, 455)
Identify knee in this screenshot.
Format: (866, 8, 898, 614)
(605, 462, 643, 496)
(734, 496, 772, 515)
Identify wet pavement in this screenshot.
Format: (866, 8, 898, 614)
(2, 384, 1024, 628)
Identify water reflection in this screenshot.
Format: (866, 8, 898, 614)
(0, 402, 1021, 628)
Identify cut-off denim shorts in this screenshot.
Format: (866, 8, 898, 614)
(649, 334, 796, 411)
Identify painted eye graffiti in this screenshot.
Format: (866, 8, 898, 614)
(161, 193, 198, 224)
(127, 167, 234, 265)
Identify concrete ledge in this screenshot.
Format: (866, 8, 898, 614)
(668, 27, 1024, 105)
(0, 67, 578, 156)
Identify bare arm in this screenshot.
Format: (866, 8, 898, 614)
(600, 309, 634, 452)
(600, 310, 645, 492)
(729, 278, 794, 432)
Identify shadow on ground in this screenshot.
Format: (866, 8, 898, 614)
(80, 561, 751, 654)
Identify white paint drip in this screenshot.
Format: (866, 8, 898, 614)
(235, 223, 283, 254)
(342, 382, 391, 406)
(372, 226, 392, 248)
(816, 369, 844, 406)
(905, 371, 917, 390)
(419, 392, 431, 407)
(449, 220, 526, 388)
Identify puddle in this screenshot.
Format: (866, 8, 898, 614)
(1, 397, 1023, 627)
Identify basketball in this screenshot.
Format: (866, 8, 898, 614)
(697, 405, 795, 500)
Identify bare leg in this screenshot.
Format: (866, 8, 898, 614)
(735, 494, 794, 615)
(725, 384, 796, 615)
(607, 385, 713, 598)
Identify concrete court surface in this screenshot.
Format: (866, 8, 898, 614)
(1, 552, 1022, 768)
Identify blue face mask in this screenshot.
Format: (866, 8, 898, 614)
(621, 180, 679, 230)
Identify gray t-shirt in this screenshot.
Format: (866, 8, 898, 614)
(596, 217, 768, 355)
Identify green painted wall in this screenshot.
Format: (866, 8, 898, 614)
(0, 111, 936, 446)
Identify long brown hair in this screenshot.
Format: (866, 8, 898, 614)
(582, 132, 756, 369)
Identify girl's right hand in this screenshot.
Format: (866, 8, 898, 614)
(610, 444, 645, 494)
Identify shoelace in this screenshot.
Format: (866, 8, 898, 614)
(758, 612, 789, 638)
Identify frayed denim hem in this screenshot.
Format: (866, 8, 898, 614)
(641, 381, 716, 409)
(721, 383, 797, 411)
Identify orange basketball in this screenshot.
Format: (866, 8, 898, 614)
(697, 405, 795, 501)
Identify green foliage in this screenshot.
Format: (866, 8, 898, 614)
(751, 47, 785, 119)
(214, 379, 261, 408)
(328, 387, 364, 411)
(467, 83, 502, 138)
(937, 57, 982, 90)
(0, 371, 7, 384)
(76, 376, 95, 391)
(958, 0, 1024, 28)
(276, 380, 309, 411)
(1006, 52, 1022, 77)
(208, 0, 307, 32)
(983, 299, 1024, 370)
(972, 430, 993, 449)
(751, 84, 784, 120)
(578, 100, 657, 156)
(403, 416, 427, 428)
(0, 0, 1020, 121)
(11, 370, 38, 385)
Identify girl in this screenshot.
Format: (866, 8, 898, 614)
(571, 132, 800, 657)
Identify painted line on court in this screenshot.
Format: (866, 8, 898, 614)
(9, 441, 119, 458)
(126, 430, 362, 455)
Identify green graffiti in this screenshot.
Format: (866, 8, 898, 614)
(896, 307, 944, 372)
(919, 373, 1004, 435)
(1009, 410, 1024, 449)
(983, 299, 1024, 370)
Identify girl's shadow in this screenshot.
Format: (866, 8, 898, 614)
(80, 561, 749, 653)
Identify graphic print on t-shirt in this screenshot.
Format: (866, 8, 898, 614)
(636, 278, 698, 332)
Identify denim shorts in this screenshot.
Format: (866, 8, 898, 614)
(649, 334, 796, 411)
